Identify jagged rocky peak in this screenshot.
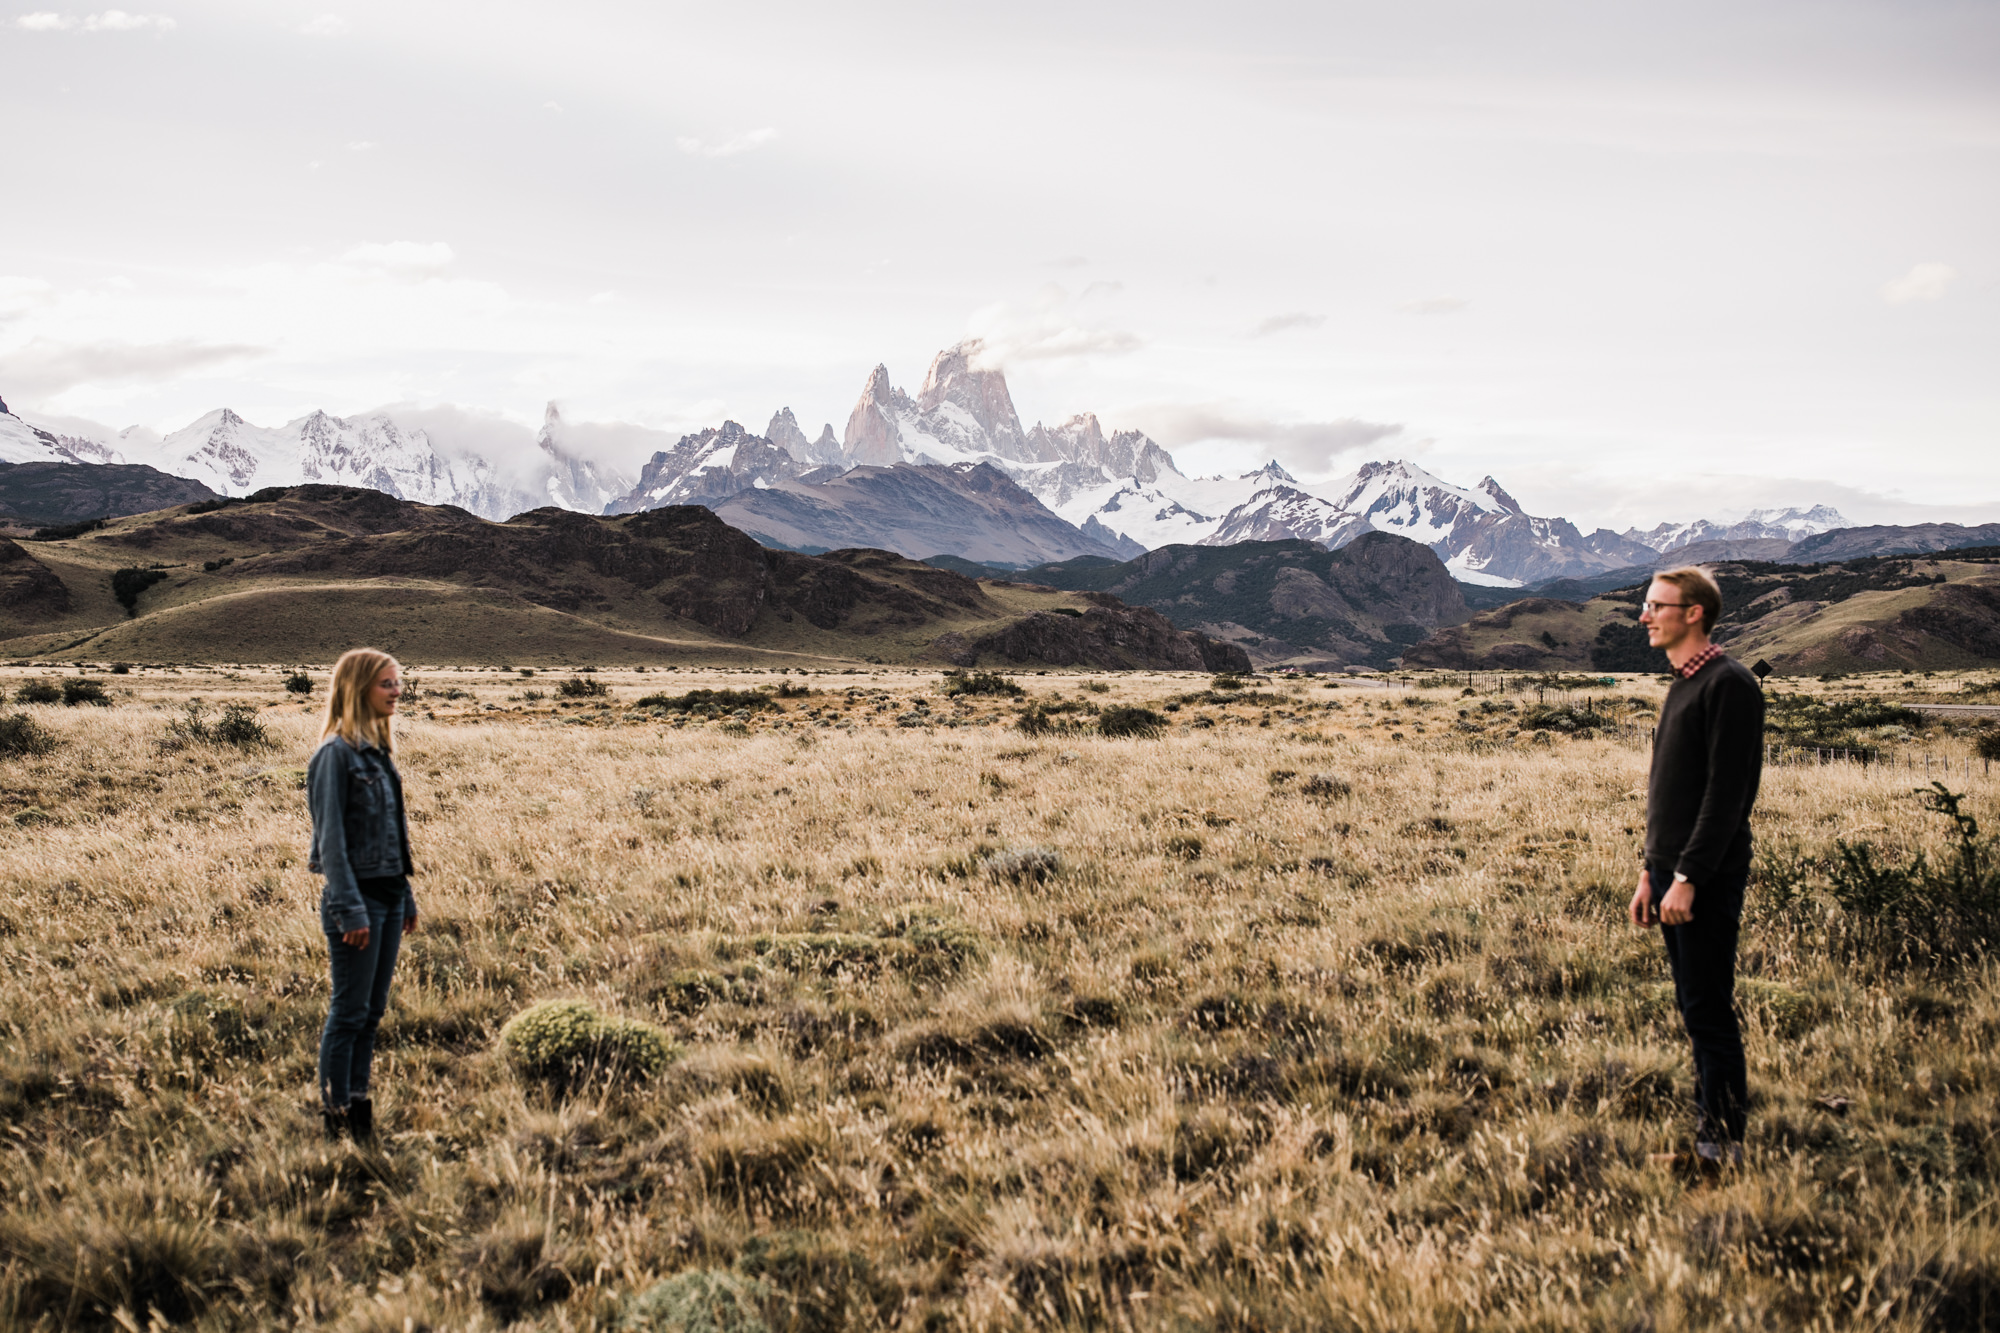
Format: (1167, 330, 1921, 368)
(916, 339, 1030, 460)
(602, 418, 802, 515)
(766, 407, 846, 468)
(843, 364, 912, 467)
(766, 407, 810, 455)
(1476, 476, 1523, 514)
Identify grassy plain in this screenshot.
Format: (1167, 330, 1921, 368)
(0, 664, 1998, 1330)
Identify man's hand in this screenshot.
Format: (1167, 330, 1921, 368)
(1629, 870, 1655, 926)
(341, 926, 371, 949)
(405, 911, 419, 934)
(1660, 878, 1696, 926)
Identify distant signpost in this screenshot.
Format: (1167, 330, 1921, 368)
(1752, 659, 1773, 682)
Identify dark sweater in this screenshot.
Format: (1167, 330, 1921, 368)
(1645, 652, 1765, 884)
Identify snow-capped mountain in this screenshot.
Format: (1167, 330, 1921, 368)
(134, 408, 520, 515)
(0, 394, 116, 465)
(534, 404, 636, 514)
(1623, 505, 1849, 554)
(603, 420, 805, 514)
(60, 401, 632, 521)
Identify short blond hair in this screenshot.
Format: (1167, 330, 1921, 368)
(318, 648, 401, 754)
(1654, 566, 1722, 630)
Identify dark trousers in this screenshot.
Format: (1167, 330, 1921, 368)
(319, 896, 405, 1110)
(1651, 861, 1748, 1145)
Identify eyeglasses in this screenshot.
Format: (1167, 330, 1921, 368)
(1642, 600, 1693, 614)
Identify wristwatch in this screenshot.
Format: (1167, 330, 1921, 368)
(1672, 872, 1690, 884)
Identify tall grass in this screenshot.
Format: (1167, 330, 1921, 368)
(0, 670, 1995, 1328)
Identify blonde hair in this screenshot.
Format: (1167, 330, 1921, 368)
(1654, 565, 1722, 630)
(319, 648, 402, 754)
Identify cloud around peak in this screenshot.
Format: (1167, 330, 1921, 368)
(676, 128, 778, 159)
(0, 338, 265, 405)
(1881, 263, 1955, 304)
(1125, 402, 1405, 476)
(15, 9, 176, 30)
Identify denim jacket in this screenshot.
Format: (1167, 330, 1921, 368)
(308, 733, 416, 934)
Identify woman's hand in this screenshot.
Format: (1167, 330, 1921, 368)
(342, 926, 371, 949)
(405, 911, 419, 934)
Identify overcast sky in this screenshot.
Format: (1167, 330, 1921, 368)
(3, 0, 1995, 530)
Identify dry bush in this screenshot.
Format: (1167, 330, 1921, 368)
(0, 667, 1996, 1328)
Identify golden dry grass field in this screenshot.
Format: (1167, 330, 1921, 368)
(1, 663, 1998, 1331)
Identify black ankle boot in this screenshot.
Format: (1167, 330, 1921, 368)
(322, 1106, 350, 1141)
(348, 1097, 374, 1142)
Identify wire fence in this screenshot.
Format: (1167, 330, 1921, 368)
(1603, 719, 1991, 781)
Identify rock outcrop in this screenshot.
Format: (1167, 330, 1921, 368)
(1004, 531, 1471, 668)
(712, 461, 1133, 567)
(932, 600, 1249, 672)
(0, 460, 218, 529)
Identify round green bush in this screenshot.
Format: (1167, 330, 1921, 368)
(621, 1269, 770, 1333)
(500, 999, 675, 1090)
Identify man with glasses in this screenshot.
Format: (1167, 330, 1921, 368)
(1628, 565, 1764, 1175)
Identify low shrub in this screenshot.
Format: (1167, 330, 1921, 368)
(14, 679, 61, 705)
(1097, 705, 1168, 739)
(557, 675, 610, 698)
(500, 999, 675, 1092)
(1766, 693, 1926, 747)
(940, 669, 1024, 698)
(1976, 727, 2000, 762)
(1518, 704, 1614, 734)
(1301, 772, 1352, 799)
(110, 566, 169, 616)
(201, 556, 234, 572)
(162, 701, 272, 751)
(61, 679, 110, 707)
(774, 681, 813, 698)
(1819, 784, 1998, 961)
(0, 712, 57, 757)
(621, 1269, 771, 1333)
(282, 670, 313, 695)
(25, 517, 107, 540)
(634, 688, 776, 714)
(1212, 673, 1245, 691)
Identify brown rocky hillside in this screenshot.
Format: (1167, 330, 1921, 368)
(1403, 550, 2000, 674)
(0, 486, 1246, 669)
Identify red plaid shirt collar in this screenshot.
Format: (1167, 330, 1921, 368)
(1674, 642, 1723, 680)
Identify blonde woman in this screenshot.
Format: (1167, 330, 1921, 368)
(307, 649, 418, 1141)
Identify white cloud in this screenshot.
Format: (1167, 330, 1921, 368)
(1252, 311, 1325, 337)
(586, 291, 619, 305)
(1399, 297, 1467, 315)
(16, 9, 174, 29)
(0, 276, 54, 319)
(0, 339, 265, 402)
(340, 240, 455, 272)
(967, 286, 1142, 366)
(675, 127, 778, 158)
(1881, 262, 1955, 304)
(83, 9, 173, 29)
(542, 101, 563, 113)
(300, 12, 343, 36)
(1125, 402, 1404, 476)
(346, 140, 376, 152)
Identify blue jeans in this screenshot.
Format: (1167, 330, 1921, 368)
(319, 896, 405, 1110)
